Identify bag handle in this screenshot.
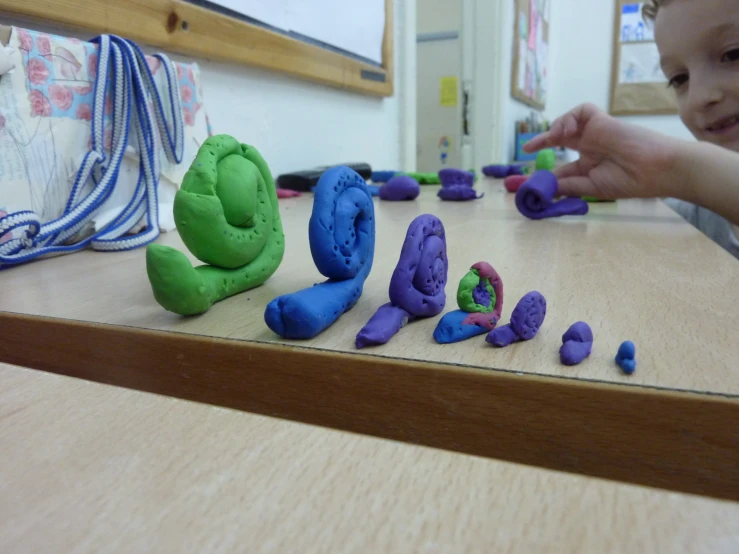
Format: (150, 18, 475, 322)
(0, 34, 184, 265)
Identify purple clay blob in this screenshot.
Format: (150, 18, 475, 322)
(482, 164, 525, 178)
(437, 186, 484, 201)
(356, 214, 448, 348)
(486, 291, 546, 347)
(472, 281, 491, 307)
(379, 175, 421, 201)
(355, 303, 413, 348)
(559, 321, 594, 366)
(515, 170, 589, 219)
(438, 168, 475, 187)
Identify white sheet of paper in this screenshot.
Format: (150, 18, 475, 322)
(286, 0, 385, 63)
(210, 0, 289, 29)
(619, 42, 665, 84)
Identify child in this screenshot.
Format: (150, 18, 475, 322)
(524, 0, 739, 259)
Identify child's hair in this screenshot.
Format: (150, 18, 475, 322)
(642, 0, 668, 20)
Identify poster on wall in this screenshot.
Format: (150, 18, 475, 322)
(511, 0, 550, 110)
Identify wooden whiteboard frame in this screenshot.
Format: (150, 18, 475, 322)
(0, 0, 394, 97)
(609, 0, 677, 115)
(510, 0, 548, 110)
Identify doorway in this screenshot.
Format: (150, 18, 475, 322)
(416, 0, 469, 172)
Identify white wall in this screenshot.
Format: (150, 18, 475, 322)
(3, 1, 407, 177)
(547, 0, 692, 140)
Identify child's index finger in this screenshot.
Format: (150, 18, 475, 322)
(522, 133, 551, 153)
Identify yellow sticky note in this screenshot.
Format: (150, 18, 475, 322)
(440, 76, 458, 107)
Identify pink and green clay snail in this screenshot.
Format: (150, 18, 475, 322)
(433, 262, 504, 344)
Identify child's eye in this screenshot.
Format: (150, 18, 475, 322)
(667, 73, 689, 89)
(721, 48, 739, 63)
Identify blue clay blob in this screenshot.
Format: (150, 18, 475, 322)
(616, 340, 636, 375)
(371, 170, 398, 183)
(265, 166, 375, 339)
(367, 185, 380, 196)
(433, 309, 489, 344)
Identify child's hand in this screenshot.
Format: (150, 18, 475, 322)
(523, 104, 677, 199)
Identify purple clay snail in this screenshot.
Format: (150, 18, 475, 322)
(486, 291, 546, 347)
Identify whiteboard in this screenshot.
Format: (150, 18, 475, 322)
(193, 0, 386, 65)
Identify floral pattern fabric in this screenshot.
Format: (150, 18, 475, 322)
(16, 28, 202, 126)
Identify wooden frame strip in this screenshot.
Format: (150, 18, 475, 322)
(2, 312, 738, 502)
(0, 0, 394, 97)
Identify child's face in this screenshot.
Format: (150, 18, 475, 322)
(656, 0, 739, 152)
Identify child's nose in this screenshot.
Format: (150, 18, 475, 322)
(688, 78, 725, 113)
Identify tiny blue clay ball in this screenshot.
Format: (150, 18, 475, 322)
(616, 340, 636, 375)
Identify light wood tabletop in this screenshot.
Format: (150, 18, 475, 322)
(2, 178, 738, 501)
(2, 179, 737, 394)
(1, 361, 738, 554)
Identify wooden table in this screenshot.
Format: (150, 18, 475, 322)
(2, 362, 738, 554)
(2, 179, 738, 500)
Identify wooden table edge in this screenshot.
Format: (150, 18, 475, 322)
(2, 310, 738, 501)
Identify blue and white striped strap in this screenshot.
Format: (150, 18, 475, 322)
(0, 34, 184, 265)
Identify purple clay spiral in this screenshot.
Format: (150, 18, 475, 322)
(482, 164, 524, 178)
(486, 291, 546, 347)
(439, 168, 475, 186)
(515, 170, 588, 219)
(356, 214, 448, 348)
(559, 321, 594, 366)
(437, 169, 483, 201)
(379, 175, 420, 201)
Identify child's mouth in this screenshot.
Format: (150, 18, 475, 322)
(706, 115, 739, 135)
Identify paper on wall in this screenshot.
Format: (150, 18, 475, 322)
(620, 3, 654, 42)
(619, 42, 665, 84)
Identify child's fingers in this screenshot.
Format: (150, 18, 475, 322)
(557, 176, 597, 198)
(522, 132, 552, 153)
(554, 161, 584, 180)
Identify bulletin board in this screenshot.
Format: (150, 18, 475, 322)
(609, 1, 677, 115)
(0, 0, 394, 97)
(511, 0, 550, 110)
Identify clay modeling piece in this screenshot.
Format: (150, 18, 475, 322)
(277, 189, 302, 198)
(371, 170, 398, 183)
(146, 135, 284, 315)
(482, 164, 524, 178)
(264, 167, 375, 339)
(356, 214, 447, 348)
(437, 168, 483, 201)
(439, 168, 475, 186)
(379, 175, 420, 201)
(535, 149, 556, 171)
(504, 175, 528, 193)
(559, 321, 594, 366)
(582, 196, 615, 203)
(616, 341, 636, 375)
(367, 184, 381, 197)
(486, 291, 546, 347)
(401, 172, 440, 184)
(515, 171, 589, 219)
(433, 262, 504, 344)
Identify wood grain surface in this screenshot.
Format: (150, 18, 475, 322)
(0, 0, 393, 96)
(1, 362, 738, 554)
(2, 180, 737, 394)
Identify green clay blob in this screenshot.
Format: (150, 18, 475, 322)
(146, 134, 285, 315)
(400, 172, 441, 184)
(457, 268, 495, 313)
(535, 149, 556, 171)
